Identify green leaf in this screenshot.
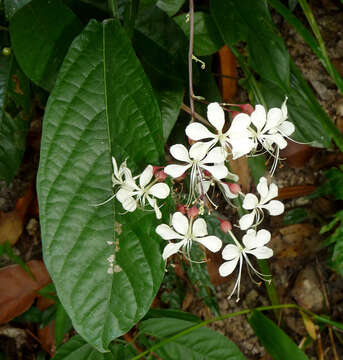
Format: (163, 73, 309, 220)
(157, 82, 184, 141)
(0, 54, 31, 183)
(55, 303, 73, 348)
(249, 311, 308, 360)
(309, 167, 343, 200)
(37, 20, 165, 352)
(140, 317, 245, 360)
(248, 156, 266, 185)
(174, 12, 224, 56)
(211, 0, 290, 89)
(134, 5, 188, 82)
(10, 0, 83, 91)
(3, 0, 30, 18)
(156, 0, 185, 16)
(145, 308, 202, 323)
(282, 208, 308, 225)
(53, 335, 114, 360)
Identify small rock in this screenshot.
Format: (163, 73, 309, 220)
(291, 265, 324, 312)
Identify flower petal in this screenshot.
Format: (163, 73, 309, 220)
(147, 197, 162, 219)
(239, 211, 256, 230)
(228, 113, 251, 136)
(228, 138, 255, 159)
(245, 246, 273, 259)
(164, 164, 191, 178)
(121, 196, 137, 212)
(242, 193, 259, 210)
(264, 133, 287, 149)
(251, 104, 266, 132)
(255, 229, 271, 247)
(156, 224, 184, 240)
(189, 141, 209, 160)
(172, 212, 189, 235)
(261, 200, 284, 216)
(220, 182, 238, 199)
(201, 164, 228, 180)
(202, 146, 226, 164)
(262, 183, 278, 203)
(170, 144, 190, 162)
(112, 156, 119, 178)
(279, 121, 295, 137)
(256, 177, 268, 199)
(195, 235, 222, 252)
(219, 257, 239, 277)
(148, 183, 170, 199)
(186, 122, 216, 141)
(162, 240, 186, 260)
(192, 218, 208, 237)
(242, 229, 257, 249)
(207, 102, 225, 131)
(139, 165, 153, 188)
(265, 107, 283, 132)
(281, 96, 288, 120)
(116, 188, 134, 202)
(222, 244, 240, 260)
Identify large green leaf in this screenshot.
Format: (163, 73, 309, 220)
(140, 317, 245, 360)
(9, 0, 83, 91)
(37, 20, 165, 352)
(174, 12, 224, 56)
(211, 0, 290, 89)
(249, 311, 308, 360)
(0, 52, 31, 183)
(4, 0, 30, 18)
(156, 0, 185, 16)
(54, 335, 136, 360)
(134, 5, 188, 82)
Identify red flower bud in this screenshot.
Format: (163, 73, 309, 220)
(155, 170, 168, 182)
(152, 166, 163, 175)
(228, 183, 241, 195)
(177, 204, 187, 215)
(219, 219, 232, 233)
(239, 103, 254, 115)
(187, 206, 199, 219)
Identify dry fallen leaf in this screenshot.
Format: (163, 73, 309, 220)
(272, 224, 320, 259)
(0, 185, 34, 245)
(38, 320, 56, 357)
(0, 260, 51, 324)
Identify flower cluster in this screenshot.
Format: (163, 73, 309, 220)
(107, 100, 293, 301)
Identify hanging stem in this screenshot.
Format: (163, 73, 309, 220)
(188, 0, 195, 122)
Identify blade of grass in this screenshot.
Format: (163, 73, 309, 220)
(268, 0, 343, 96)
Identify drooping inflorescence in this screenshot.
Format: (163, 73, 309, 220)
(106, 99, 294, 301)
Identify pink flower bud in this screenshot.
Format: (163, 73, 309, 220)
(152, 166, 163, 175)
(187, 206, 199, 219)
(177, 204, 186, 214)
(155, 170, 168, 182)
(203, 169, 211, 177)
(232, 104, 254, 119)
(228, 183, 241, 195)
(239, 103, 254, 115)
(219, 219, 232, 233)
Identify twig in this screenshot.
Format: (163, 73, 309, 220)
(181, 103, 212, 128)
(188, 0, 195, 122)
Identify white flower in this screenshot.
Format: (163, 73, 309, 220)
(185, 103, 229, 154)
(112, 156, 132, 187)
(164, 143, 228, 203)
(227, 113, 256, 160)
(219, 229, 273, 301)
(239, 177, 284, 230)
(156, 212, 222, 260)
(185, 102, 255, 160)
(116, 165, 170, 219)
(251, 98, 294, 152)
